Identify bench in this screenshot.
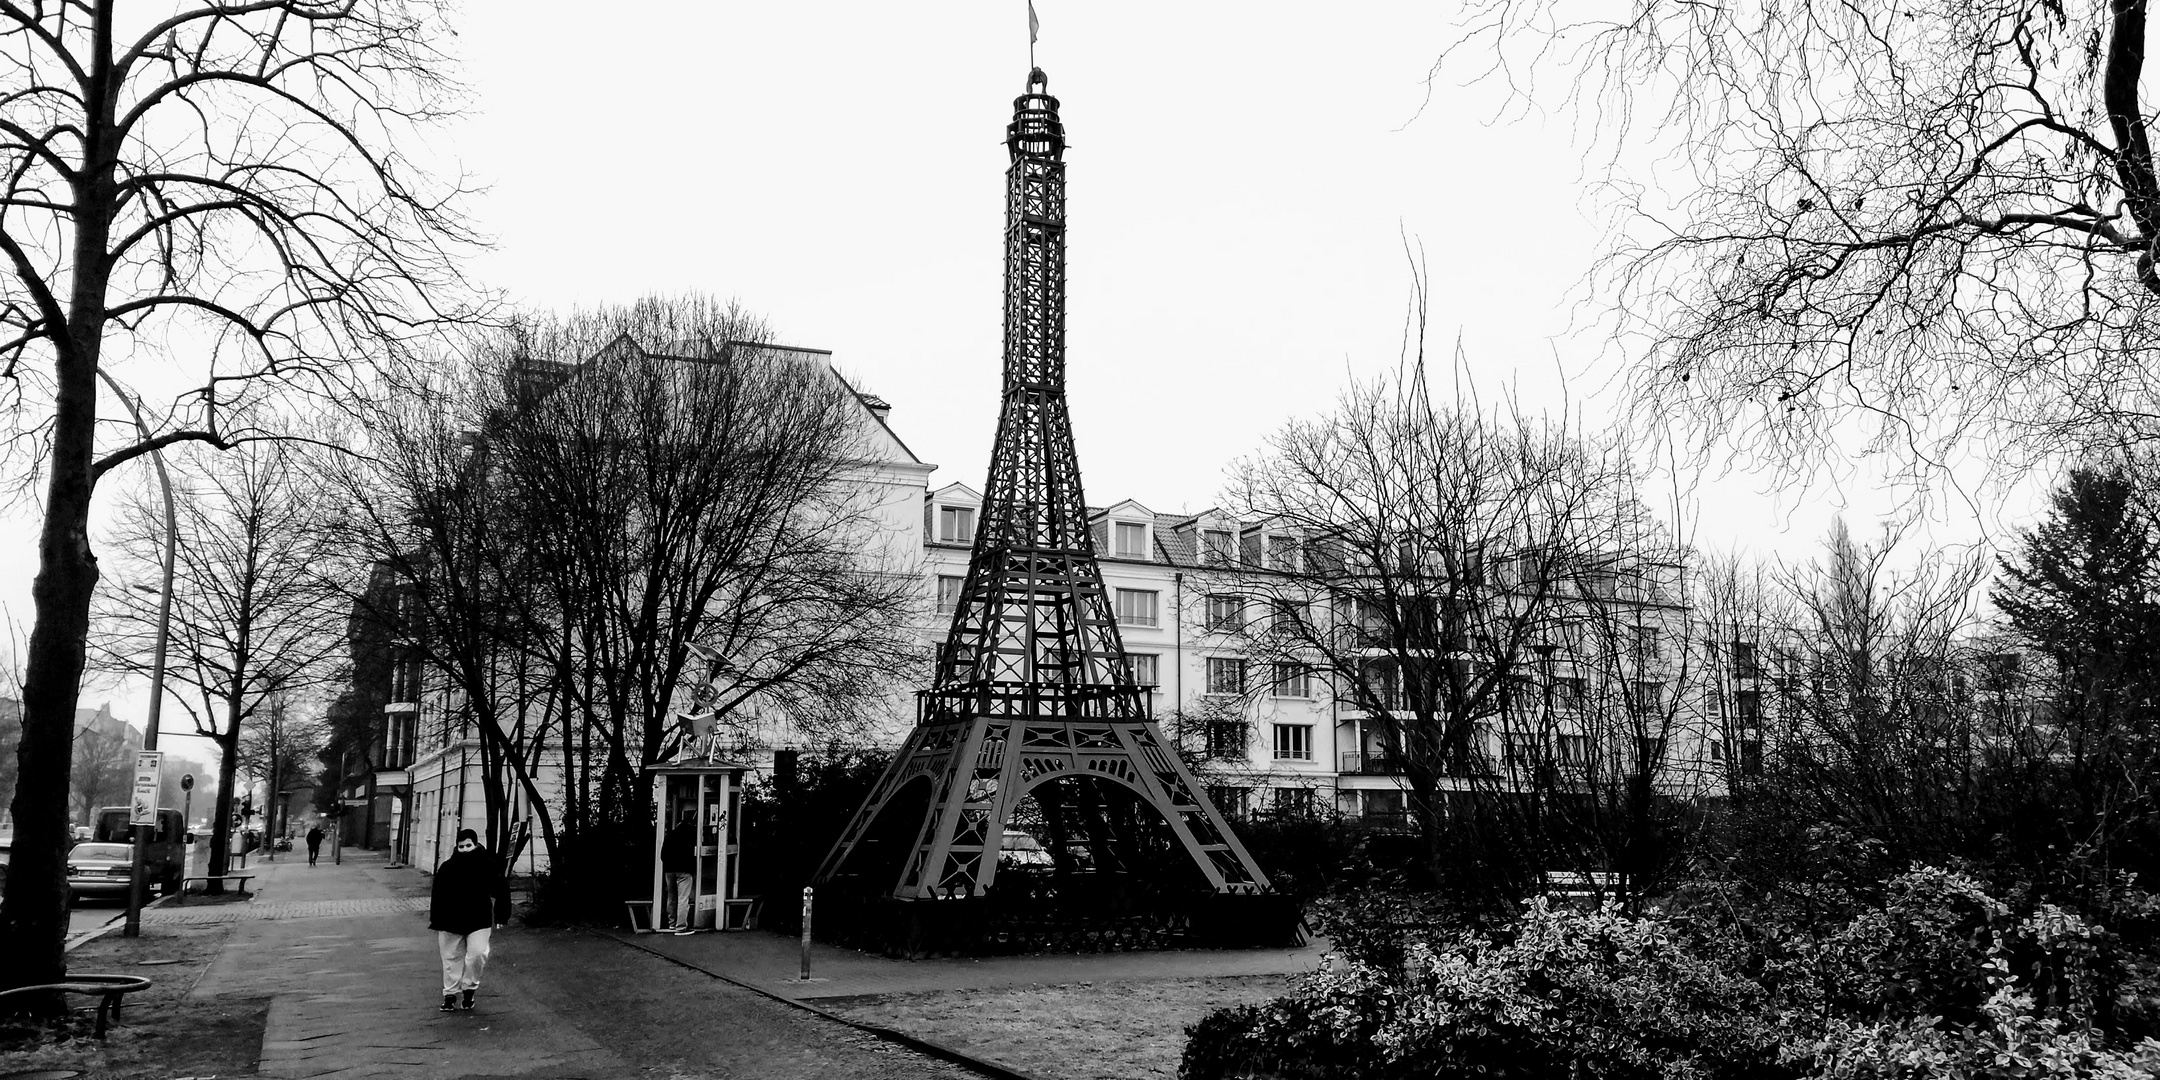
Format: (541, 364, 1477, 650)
(174, 874, 254, 902)
(0, 974, 153, 1035)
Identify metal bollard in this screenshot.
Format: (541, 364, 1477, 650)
(800, 886, 813, 980)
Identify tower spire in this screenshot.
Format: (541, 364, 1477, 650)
(815, 69, 1288, 956)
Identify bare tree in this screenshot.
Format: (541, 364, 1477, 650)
(1443, 0, 2160, 479)
(329, 297, 921, 905)
(1692, 519, 1995, 896)
(1215, 357, 1685, 906)
(489, 299, 921, 902)
(0, 0, 477, 989)
(67, 721, 133, 826)
(93, 440, 351, 893)
(321, 372, 560, 861)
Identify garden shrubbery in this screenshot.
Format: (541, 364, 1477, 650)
(1182, 867, 2160, 1079)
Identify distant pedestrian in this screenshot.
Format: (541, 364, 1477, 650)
(305, 825, 324, 865)
(661, 807, 697, 934)
(429, 828, 511, 1013)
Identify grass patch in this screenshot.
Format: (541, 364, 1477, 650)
(0, 920, 268, 1079)
(824, 975, 1292, 1080)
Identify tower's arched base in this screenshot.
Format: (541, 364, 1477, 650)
(812, 698, 1303, 958)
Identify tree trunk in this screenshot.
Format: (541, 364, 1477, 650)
(1, 3, 120, 989)
(206, 722, 242, 895)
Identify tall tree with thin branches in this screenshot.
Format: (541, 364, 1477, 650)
(1443, 0, 2160, 480)
(93, 440, 352, 894)
(0, 0, 477, 990)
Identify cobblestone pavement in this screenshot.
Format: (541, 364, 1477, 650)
(146, 895, 431, 923)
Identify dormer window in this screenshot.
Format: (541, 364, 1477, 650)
(1202, 528, 1234, 565)
(1113, 521, 1148, 558)
(939, 505, 976, 544)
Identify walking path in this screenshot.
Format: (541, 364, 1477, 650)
(62, 846, 1318, 1079)
(181, 849, 621, 1079)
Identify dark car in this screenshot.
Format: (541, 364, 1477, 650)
(66, 842, 140, 903)
(92, 808, 189, 895)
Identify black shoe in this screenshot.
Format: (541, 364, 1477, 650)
(460, 989, 476, 1011)
(439, 994, 458, 1012)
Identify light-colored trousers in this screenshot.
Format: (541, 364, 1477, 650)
(665, 872, 694, 929)
(437, 928, 492, 994)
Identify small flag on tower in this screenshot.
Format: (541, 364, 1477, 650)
(1028, 1, 1039, 45)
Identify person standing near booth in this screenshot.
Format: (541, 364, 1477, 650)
(661, 807, 697, 934)
(430, 828, 511, 1012)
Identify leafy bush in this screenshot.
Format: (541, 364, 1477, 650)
(1184, 867, 2160, 1080)
(1184, 898, 1789, 1080)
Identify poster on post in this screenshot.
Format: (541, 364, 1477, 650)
(131, 750, 163, 826)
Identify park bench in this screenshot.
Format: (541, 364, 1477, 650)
(174, 874, 254, 902)
(0, 973, 152, 1036)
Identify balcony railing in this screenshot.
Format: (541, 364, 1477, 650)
(1340, 751, 1407, 775)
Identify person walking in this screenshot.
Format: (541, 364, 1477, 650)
(661, 807, 697, 934)
(430, 828, 511, 1012)
(305, 824, 324, 866)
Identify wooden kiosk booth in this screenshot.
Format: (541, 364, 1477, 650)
(641, 759, 751, 933)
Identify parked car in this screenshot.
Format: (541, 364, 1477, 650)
(91, 808, 191, 895)
(65, 842, 138, 904)
(997, 828, 1055, 869)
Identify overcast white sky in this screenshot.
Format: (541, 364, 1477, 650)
(9, 1, 2032, 738)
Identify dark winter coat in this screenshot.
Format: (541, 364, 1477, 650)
(305, 827, 323, 849)
(661, 820, 696, 874)
(430, 848, 512, 935)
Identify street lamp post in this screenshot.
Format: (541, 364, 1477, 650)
(99, 371, 177, 940)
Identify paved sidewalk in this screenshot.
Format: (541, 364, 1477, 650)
(183, 848, 624, 1079)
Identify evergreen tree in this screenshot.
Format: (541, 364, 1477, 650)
(1992, 465, 2160, 892)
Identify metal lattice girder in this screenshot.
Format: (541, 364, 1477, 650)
(815, 68, 1272, 904)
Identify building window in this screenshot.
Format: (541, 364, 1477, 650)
(939, 505, 976, 544)
(1129, 652, 1159, 687)
(1270, 663, 1309, 698)
(1202, 528, 1234, 565)
(1115, 588, 1159, 627)
(935, 575, 965, 614)
(1554, 676, 1587, 711)
(1557, 734, 1593, 767)
(1266, 534, 1299, 571)
(1630, 625, 1661, 661)
(1735, 688, 1763, 724)
(1114, 521, 1148, 558)
(1634, 736, 1666, 769)
(1272, 787, 1317, 819)
(1362, 789, 1405, 827)
(1204, 720, 1247, 759)
(1633, 680, 1664, 712)
(1206, 594, 1245, 631)
(1205, 784, 1249, 818)
(1732, 640, 1763, 679)
(1206, 657, 1246, 695)
(1503, 733, 1540, 770)
(1272, 724, 1314, 761)
(1738, 737, 1763, 775)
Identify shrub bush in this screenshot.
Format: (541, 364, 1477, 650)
(1183, 867, 2160, 1080)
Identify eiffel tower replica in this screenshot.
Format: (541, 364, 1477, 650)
(814, 68, 1288, 955)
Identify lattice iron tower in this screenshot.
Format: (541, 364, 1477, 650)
(815, 70, 1274, 922)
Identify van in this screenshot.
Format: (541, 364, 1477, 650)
(92, 808, 190, 895)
